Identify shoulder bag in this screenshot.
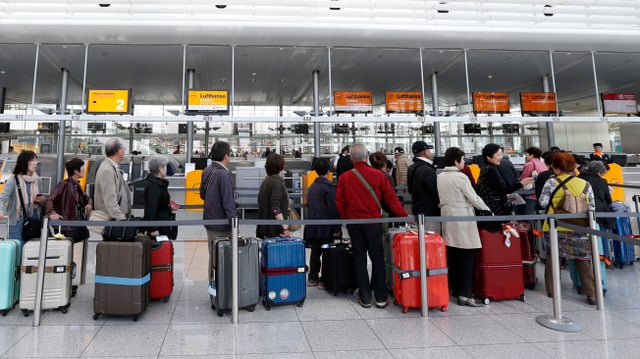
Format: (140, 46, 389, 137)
(16, 177, 43, 241)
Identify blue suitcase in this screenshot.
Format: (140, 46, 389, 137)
(0, 237, 21, 316)
(261, 237, 306, 310)
(612, 217, 635, 268)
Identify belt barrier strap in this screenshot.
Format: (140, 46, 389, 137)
(95, 273, 151, 286)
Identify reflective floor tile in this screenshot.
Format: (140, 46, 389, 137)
(430, 315, 525, 346)
(0, 326, 33, 357)
(295, 296, 361, 322)
(302, 320, 384, 352)
(314, 349, 393, 359)
(81, 324, 168, 357)
(389, 346, 473, 359)
(487, 313, 587, 342)
(533, 339, 610, 359)
(160, 324, 236, 356)
(367, 318, 456, 348)
(3, 325, 100, 358)
(236, 321, 310, 354)
(461, 342, 553, 358)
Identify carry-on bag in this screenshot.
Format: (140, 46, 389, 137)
(19, 238, 73, 316)
(150, 240, 173, 302)
(320, 242, 357, 295)
(392, 231, 449, 313)
(383, 228, 405, 296)
(0, 220, 21, 316)
(568, 223, 608, 294)
(515, 222, 537, 290)
(474, 226, 526, 303)
(208, 237, 260, 316)
(93, 236, 151, 321)
(261, 237, 306, 310)
(612, 216, 635, 267)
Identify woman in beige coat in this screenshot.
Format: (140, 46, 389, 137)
(437, 147, 491, 307)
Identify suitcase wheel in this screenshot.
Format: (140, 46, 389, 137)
(246, 305, 256, 312)
(402, 307, 409, 314)
(132, 315, 139, 322)
(163, 295, 170, 303)
(440, 306, 447, 312)
(22, 309, 30, 317)
(520, 294, 526, 302)
(296, 299, 305, 308)
(483, 298, 490, 305)
(262, 300, 271, 311)
(59, 304, 70, 314)
(1, 310, 7, 317)
(93, 313, 100, 320)
(217, 310, 224, 317)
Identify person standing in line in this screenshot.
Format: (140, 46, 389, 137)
(393, 147, 411, 192)
(407, 141, 441, 233)
(498, 147, 519, 188)
(437, 147, 490, 307)
(90, 138, 131, 234)
(46, 158, 92, 240)
(143, 155, 179, 239)
(200, 141, 236, 282)
(520, 146, 548, 215)
(336, 143, 407, 309)
(335, 145, 353, 179)
(304, 158, 341, 288)
(256, 153, 292, 239)
(0, 150, 45, 246)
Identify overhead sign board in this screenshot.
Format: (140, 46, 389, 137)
(602, 93, 638, 115)
(334, 91, 372, 113)
(472, 92, 510, 114)
(520, 92, 556, 114)
(385, 92, 423, 113)
(87, 89, 132, 114)
(186, 90, 229, 115)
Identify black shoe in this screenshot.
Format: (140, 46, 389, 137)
(587, 297, 597, 305)
(72, 285, 78, 297)
(375, 299, 389, 309)
(457, 296, 484, 307)
(357, 297, 371, 308)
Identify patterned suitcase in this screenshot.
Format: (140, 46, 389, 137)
(0, 232, 21, 316)
(515, 222, 537, 290)
(320, 243, 357, 296)
(261, 237, 306, 310)
(209, 237, 260, 316)
(392, 231, 449, 313)
(474, 226, 525, 303)
(150, 240, 173, 302)
(19, 238, 73, 316)
(93, 237, 151, 321)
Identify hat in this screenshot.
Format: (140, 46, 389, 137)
(593, 142, 603, 148)
(412, 141, 434, 154)
(393, 147, 405, 154)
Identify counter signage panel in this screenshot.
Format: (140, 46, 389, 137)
(520, 92, 556, 114)
(334, 91, 372, 113)
(602, 93, 638, 115)
(472, 92, 510, 114)
(187, 90, 229, 114)
(87, 89, 132, 114)
(385, 92, 423, 113)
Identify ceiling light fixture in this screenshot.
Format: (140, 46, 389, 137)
(215, 5, 227, 9)
(98, 3, 111, 8)
(437, 2, 449, 14)
(543, 4, 553, 17)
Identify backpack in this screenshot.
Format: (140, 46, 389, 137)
(550, 176, 590, 226)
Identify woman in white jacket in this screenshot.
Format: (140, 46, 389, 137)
(437, 147, 491, 307)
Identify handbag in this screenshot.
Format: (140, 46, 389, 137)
(287, 207, 301, 232)
(16, 178, 43, 241)
(68, 204, 90, 242)
(102, 216, 140, 241)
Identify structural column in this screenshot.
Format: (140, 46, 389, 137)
(56, 68, 69, 184)
(542, 74, 555, 148)
(186, 68, 195, 161)
(312, 70, 321, 157)
(431, 72, 442, 156)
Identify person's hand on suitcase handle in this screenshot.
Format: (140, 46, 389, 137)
(274, 210, 292, 237)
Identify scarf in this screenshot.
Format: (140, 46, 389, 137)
(16, 173, 39, 218)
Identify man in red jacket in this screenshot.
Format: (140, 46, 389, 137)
(336, 143, 408, 309)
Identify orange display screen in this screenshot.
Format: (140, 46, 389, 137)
(334, 91, 373, 113)
(520, 92, 557, 114)
(473, 92, 510, 114)
(385, 92, 423, 113)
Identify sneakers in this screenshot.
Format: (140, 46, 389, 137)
(307, 279, 318, 287)
(375, 299, 389, 309)
(317, 280, 325, 290)
(457, 296, 484, 307)
(357, 297, 372, 308)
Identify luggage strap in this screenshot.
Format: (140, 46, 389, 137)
(392, 265, 448, 280)
(95, 273, 151, 286)
(20, 265, 72, 274)
(151, 264, 173, 272)
(261, 266, 307, 276)
(479, 263, 523, 270)
(522, 254, 539, 266)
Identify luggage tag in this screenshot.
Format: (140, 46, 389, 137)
(502, 225, 520, 248)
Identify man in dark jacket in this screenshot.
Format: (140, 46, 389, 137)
(304, 158, 341, 288)
(407, 141, 441, 232)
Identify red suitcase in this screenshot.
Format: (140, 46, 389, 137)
(515, 222, 537, 290)
(474, 226, 525, 303)
(150, 241, 173, 302)
(392, 232, 449, 313)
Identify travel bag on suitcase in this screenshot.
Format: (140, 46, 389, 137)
(474, 226, 525, 303)
(515, 222, 537, 290)
(261, 237, 306, 310)
(392, 231, 449, 313)
(150, 240, 173, 302)
(93, 237, 151, 321)
(19, 238, 73, 316)
(0, 224, 21, 316)
(321, 242, 357, 296)
(208, 237, 260, 316)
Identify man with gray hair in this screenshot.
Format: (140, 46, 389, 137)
(89, 138, 131, 233)
(336, 143, 407, 309)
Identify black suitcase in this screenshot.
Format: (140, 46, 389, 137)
(321, 243, 357, 295)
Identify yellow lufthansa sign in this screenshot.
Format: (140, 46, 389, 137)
(87, 89, 131, 114)
(187, 90, 229, 114)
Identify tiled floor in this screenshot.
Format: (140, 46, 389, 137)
(2, 223, 640, 358)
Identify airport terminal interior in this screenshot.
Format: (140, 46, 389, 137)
(2, 1, 640, 358)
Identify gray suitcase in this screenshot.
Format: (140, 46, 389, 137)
(208, 237, 260, 316)
(19, 238, 73, 316)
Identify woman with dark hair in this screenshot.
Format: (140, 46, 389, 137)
(520, 146, 548, 214)
(437, 147, 491, 307)
(144, 155, 179, 239)
(369, 151, 394, 188)
(46, 158, 92, 242)
(257, 153, 292, 239)
(476, 144, 534, 230)
(539, 152, 597, 305)
(0, 150, 45, 246)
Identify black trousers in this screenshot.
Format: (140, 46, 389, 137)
(446, 246, 476, 298)
(347, 223, 386, 304)
(308, 237, 332, 281)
